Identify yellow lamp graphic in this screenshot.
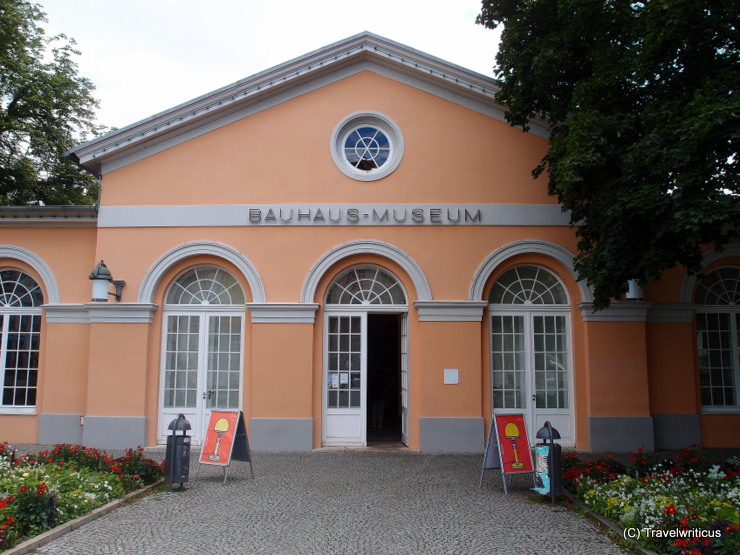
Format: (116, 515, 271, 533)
(504, 422, 525, 469)
(208, 417, 231, 461)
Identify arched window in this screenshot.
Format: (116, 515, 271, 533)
(490, 265, 569, 305)
(695, 267, 740, 407)
(326, 266, 406, 305)
(165, 266, 245, 305)
(0, 270, 43, 408)
(489, 265, 572, 443)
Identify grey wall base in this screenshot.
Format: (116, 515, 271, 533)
(589, 416, 655, 452)
(250, 418, 313, 451)
(419, 417, 484, 453)
(652, 413, 701, 449)
(80, 416, 147, 449)
(38, 413, 84, 445)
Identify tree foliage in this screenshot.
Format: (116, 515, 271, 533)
(0, 0, 103, 205)
(478, 0, 739, 308)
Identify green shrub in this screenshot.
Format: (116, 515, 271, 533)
(0, 442, 163, 551)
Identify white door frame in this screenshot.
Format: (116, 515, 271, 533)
(490, 307, 574, 446)
(158, 307, 245, 445)
(322, 306, 408, 447)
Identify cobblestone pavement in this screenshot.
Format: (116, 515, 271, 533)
(31, 449, 625, 555)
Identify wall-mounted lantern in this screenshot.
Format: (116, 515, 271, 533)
(626, 279, 643, 301)
(89, 260, 126, 302)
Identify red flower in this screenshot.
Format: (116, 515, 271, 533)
(680, 518, 689, 528)
(664, 505, 676, 515)
(18, 485, 27, 494)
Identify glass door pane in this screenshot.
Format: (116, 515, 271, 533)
(206, 315, 242, 409)
(491, 315, 525, 409)
(400, 313, 409, 445)
(533, 315, 568, 409)
(164, 315, 199, 408)
(327, 315, 362, 408)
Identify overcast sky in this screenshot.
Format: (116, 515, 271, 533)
(36, 0, 501, 131)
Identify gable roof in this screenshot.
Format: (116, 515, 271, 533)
(68, 32, 547, 175)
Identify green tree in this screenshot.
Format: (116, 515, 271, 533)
(478, 0, 739, 308)
(0, 0, 103, 205)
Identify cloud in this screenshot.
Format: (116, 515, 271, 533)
(37, 0, 500, 129)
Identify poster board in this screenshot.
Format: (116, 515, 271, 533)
(198, 410, 253, 483)
(479, 414, 535, 494)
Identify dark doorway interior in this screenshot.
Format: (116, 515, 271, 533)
(367, 313, 402, 444)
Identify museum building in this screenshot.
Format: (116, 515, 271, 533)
(1, 33, 738, 452)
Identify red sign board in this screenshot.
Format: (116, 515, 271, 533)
(199, 411, 240, 467)
(493, 414, 533, 474)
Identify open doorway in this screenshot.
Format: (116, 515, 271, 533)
(367, 313, 402, 444)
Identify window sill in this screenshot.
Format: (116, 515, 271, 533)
(701, 406, 740, 415)
(0, 407, 37, 416)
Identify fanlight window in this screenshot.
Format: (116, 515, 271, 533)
(695, 267, 740, 305)
(165, 266, 245, 305)
(490, 266, 568, 305)
(0, 270, 43, 307)
(326, 267, 406, 305)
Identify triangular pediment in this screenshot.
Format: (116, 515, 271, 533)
(68, 32, 547, 175)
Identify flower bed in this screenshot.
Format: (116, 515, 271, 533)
(563, 447, 740, 554)
(0, 442, 163, 551)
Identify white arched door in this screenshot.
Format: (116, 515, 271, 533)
(158, 266, 245, 444)
(489, 266, 574, 445)
(323, 266, 408, 447)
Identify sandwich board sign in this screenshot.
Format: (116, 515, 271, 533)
(479, 414, 535, 494)
(197, 410, 253, 483)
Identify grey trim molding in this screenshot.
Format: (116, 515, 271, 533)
(39, 413, 84, 445)
(0, 206, 97, 227)
(647, 303, 695, 323)
(43, 303, 158, 324)
(87, 303, 158, 324)
(138, 241, 266, 304)
(579, 301, 653, 322)
(419, 417, 484, 453)
(414, 301, 488, 322)
(470, 240, 591, 303)
(43, 304, 89, 324)
(81, 416, 147, 449)
(97, 204, 570, 228)
(588, 416, 655, 452)
(0, 245, 60, 304)
(301, 240, 432, 303)
(652, 414, 701, 450)
(250, 418, 313, 451)
(249, 303, 320, 323)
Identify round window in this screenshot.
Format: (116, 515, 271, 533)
(331, 112, 404, 181)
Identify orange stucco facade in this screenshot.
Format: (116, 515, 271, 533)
(1, 34, 737, 452)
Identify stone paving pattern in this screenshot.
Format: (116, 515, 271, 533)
(33, 450, 625, 554)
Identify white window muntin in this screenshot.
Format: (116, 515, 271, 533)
(325, 265, 407, 309)
(330, 111, 404, 182)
